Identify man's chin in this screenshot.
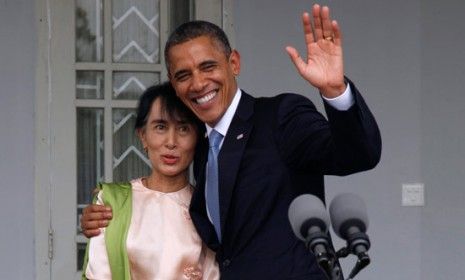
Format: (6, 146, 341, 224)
(204, 116, 221, 127)
(190, 109, 220, 126)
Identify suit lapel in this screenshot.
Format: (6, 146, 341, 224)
(218, 92, 255, 235)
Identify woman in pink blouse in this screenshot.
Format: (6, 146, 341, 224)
(82, 82, 219, 280)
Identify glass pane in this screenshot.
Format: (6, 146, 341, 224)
(112, 0, 160, 63)
(77, 243, 87, 271)
(170, 0, 193, 31)
(76, 71, 104, 99)
(76, 0, 103, 62)
(113, 72, 159, 100)
(113, 108, 151, 182)
(77, 108, 104, 232)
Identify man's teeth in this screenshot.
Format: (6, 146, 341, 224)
(196, 92, 216, 104)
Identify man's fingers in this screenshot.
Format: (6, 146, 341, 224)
(82, 219, 109, 229)
(312, 4, 323, 40)
(81, 204, 113, 223)
(285, 46, 298, 58)
(285, 46, 306, 75)
(80, 204, 112, 234)
(79, 200, 113, 238)
(80, 217, 109, 239)
(321, 6, 333, 39)
(82, 228, 102, 238)
(302, 12, 314, 45)
(332, 20, 342, 46)
(82, 211, 112, 222)
(83, 204, 111, 214)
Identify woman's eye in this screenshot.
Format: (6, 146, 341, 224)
(154, 124, 166, 131)
(178, 125, 190, 134)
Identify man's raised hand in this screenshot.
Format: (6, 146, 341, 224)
(286, 4, 346, 98)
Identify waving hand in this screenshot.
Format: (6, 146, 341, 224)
(286, 4, 346, 98)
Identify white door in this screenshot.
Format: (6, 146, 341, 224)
(34, 0, 231, 279)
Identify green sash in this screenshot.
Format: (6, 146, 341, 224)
(81, 182, 133, 280)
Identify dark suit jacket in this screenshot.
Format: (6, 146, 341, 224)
(190, 80, 381, 280)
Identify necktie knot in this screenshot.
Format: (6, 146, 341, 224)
(209, 129, 223, 149)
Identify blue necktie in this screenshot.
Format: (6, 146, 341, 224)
(207, 129, 223, 241)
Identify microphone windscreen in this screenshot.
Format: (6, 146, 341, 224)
(329, 193, 369, 239)
(288, 194, 329, 241)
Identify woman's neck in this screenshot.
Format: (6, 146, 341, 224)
(144, 172, 189, 193)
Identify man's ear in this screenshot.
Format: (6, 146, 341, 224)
(229, 49, 241, 76)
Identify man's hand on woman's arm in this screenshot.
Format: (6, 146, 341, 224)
(80, 204, 113, 238)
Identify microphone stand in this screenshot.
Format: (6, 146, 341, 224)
(305, 230, 343, 280)
(348, 251, 370, 280)
(334, 231, 371, 280)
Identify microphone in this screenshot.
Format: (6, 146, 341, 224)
(329, 193, 371, 279)
(288, 194, 340, 279)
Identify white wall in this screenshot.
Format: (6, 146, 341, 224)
(0, 0, 36, 279)
(420, 0, 465, 278)
(234, 0, 465, 279)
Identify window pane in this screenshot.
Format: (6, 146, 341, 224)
(77, 108, 104, 223)
(76, 0, 103, 62)
(170, 0, 193, 31)
(112, 0, 160, 63)
(77, 243, 86, 271)
(76, 71, 104, 99)
(113, 108, 151, 182)
(113, 72, 160, 100)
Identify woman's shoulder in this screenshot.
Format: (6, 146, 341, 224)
(98, 181, 132, 190)
(97, 181, 133, 208)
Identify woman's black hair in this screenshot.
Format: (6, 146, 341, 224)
(135, 81, 202, 132)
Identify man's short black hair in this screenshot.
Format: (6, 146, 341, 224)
(164, 20, 232, 71)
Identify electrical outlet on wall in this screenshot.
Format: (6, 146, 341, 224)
(402, 183, 425, 206)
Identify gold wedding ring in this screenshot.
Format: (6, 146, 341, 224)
(324, 36, 333, 42)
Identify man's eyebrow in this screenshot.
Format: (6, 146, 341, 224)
(173, 60, 218, 79)
(199, 60, 218, 67)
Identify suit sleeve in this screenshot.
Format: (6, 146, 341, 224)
(276, 79, 381, 175)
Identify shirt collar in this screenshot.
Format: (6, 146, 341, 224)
(206, 88, 242, 137)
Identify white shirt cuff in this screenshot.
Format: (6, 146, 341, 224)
(322, 84, 354, 111)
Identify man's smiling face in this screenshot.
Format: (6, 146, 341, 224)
(168, 35, 240, 127)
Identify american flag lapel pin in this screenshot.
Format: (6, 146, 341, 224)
(236, 133, 244, 140)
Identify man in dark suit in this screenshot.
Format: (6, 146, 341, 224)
(82, 4, 381, 279)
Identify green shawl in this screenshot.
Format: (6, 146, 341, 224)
(81, 182, 133, 280)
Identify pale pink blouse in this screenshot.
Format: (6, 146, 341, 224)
(85, 178, 219, 280)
